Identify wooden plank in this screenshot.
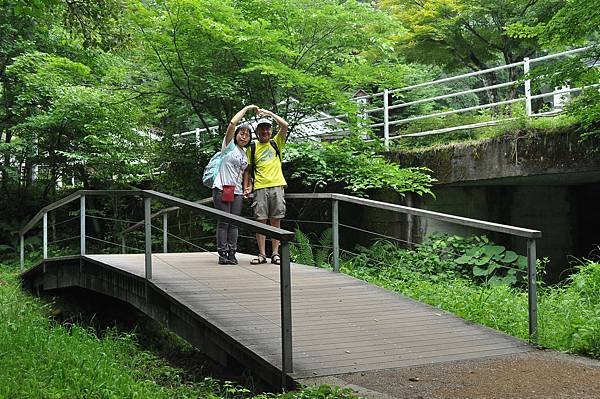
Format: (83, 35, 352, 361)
(81, 252, 532, 380)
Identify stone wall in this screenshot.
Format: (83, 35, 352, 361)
(386, 131, 600, 281)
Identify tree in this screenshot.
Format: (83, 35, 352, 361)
(127, 0, 410, 133)
(7, 52, 149, 197)
(505, 0, 600, 138)
(381, 0, 565, 101)
(0, 0, 135, 193)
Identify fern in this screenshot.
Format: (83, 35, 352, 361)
(315, 228, 333, 268)
(290, 228, 314, 266)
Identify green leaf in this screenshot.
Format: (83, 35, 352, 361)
(465, 247, 483, 257)
(483, 245, 505, 257)
(473, 265, 490, 276)
(455, 255, 472, 265)
(475, 255, 492, 265)
(487, 261, 501, 272)
(488, 273, 517, 286)
(503, 250, 519, 263)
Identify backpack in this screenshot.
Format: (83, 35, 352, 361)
(249, 139, 281, 180)
(202, 151, 223, 188)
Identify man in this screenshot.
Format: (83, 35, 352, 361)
(243, 109, 289, 265)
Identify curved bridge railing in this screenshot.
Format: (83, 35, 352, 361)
(19, 189, 295, 386)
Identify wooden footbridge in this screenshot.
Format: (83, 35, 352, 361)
(19, 190, 542, 389)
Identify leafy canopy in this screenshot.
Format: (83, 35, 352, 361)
(128, 0, 408, 132)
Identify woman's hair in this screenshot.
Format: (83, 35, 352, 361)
(234, 123, 252, 146)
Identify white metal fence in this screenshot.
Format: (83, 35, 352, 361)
(292, 46, 597, 149)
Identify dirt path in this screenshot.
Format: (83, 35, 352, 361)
(300, 350, 600, 399)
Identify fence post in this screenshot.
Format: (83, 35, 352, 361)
(279, 241, 293, 388)
(332, 198, 340, 272)
(121, 236, 126, 254)
(523, 57, 532, 116)
(144, 196, 153, 279)
(383, 89, 390, 150)
(163, 213, 168, 253)
(527, 238, 538, 343)
(80, 195, 86, 256)
(43, 212, 48, 260)
(20, 234, 24, 271)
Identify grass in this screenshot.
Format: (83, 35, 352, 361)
(391, 110, 580, 152)
(0, 263, 357, 399)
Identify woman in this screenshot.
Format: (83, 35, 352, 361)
(213, 105, 256, 264)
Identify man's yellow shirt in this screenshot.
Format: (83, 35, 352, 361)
(247, 133, 287, 190)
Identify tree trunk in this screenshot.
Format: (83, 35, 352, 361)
(480, 72, 500, 116)
(2, 131, 13, 193)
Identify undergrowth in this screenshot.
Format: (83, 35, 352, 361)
(0, 264, 357, 399)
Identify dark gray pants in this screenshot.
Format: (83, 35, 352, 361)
(212, 188, 243, 252)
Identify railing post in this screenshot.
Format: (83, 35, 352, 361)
(20, 234, 24, 271)
(163, 213, 168, 253)
(121, 235, 126, 254)
(527, 238, 538, 343)
(332, 198, 340, 272)
(43, 212, 48, 260)
(523, 57, 532, 117)
(383, 88, 390, 150)
(144, 196, 153, 279)
(80, 195, 86, 256)
(279, 241, 293, 388)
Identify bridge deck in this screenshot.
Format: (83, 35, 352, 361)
(82, 252, 530, 378)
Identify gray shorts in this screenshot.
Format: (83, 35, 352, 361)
(252, 186, 286, 220)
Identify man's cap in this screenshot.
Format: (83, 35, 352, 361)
(255, 117, 273, 127)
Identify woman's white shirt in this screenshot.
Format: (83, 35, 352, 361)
(213, 137, 248, 195)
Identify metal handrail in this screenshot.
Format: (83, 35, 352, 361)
(285, 192, 541, 343)
(20, 188, 295, 386)
(172, 46, 592, 147)
(21, 189, 545, 380)
(332, 193, 540, 238)
(121, 196, 213, 235)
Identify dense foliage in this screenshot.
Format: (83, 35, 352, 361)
(285, 136, 435, 196)
(505, 0, 600, 139)
(380, 0, 564, 102)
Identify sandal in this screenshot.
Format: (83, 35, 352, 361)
(271, 254, 281, 265)
(250, 254, 267, 265)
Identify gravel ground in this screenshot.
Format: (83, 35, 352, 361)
(300, 349, 600, 399)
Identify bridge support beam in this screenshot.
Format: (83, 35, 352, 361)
(527, 238, 537, 343)
(280, 241, 293, 388)
(20, 234, 24, 271)
(43, 212, 48, 261)
(144, 196, 152, 279)
(332, 199, 339, 272)
(163, 213, 168, 253)
(80, 195, 86, 256)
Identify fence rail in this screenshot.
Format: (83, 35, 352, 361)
(178, 46, 594, 147)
